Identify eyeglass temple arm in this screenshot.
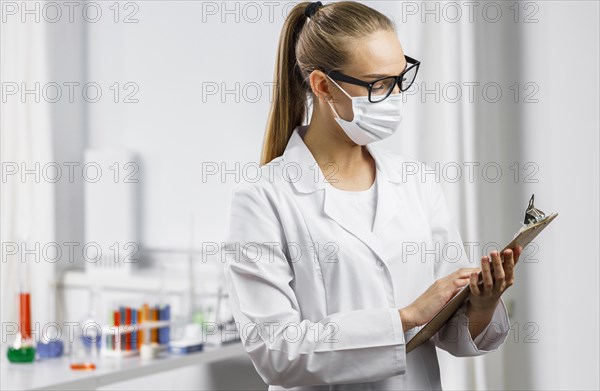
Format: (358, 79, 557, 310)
(326, 70, 372, 87)
(404, 55, 420, 65)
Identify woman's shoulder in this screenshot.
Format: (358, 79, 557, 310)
(229, 155, 286, 199)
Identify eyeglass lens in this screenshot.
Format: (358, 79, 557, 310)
(369, 65, 418, 102)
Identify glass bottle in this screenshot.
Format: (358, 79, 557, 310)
(69, 288, 101, 370)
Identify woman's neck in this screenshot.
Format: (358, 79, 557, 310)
(301, 104, 376, 189)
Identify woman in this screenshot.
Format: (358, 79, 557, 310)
(224, 1, 523, 390)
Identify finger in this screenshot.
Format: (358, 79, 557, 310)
(491, 251, 506, 295)
(504, 249, 516, 286)
(513, 245, 523, 265)
(457, 268, 481, 278)
(469, 271, 480, 296)
(481, 255, 493, 292)
(493, 250, 506, 282)
(453, 278, 470, 295)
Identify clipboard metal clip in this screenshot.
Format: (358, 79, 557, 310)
(523, 194, 546, 225)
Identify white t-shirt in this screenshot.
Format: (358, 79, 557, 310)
(327, 176, 378, 233)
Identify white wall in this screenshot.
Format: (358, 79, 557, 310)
(507, 2, 599, 389)
(86, 1, 283, 248)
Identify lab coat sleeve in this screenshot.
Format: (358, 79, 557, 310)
(435, 296, 511, 356)
(425, 176, 511, 356)
(223, 184, 407, 388)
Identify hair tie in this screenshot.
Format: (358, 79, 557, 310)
(304, 1, 323, 18)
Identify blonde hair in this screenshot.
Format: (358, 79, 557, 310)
(260, 1, 396, 165)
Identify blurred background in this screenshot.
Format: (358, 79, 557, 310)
(1, 1, 598, 390)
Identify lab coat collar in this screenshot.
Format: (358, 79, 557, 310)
(281, 126, 403, 267)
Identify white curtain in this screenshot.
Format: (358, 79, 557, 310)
(1, 13, 56, 334)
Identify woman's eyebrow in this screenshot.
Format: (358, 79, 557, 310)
(361, 73, 390, 78)
(361, 63, 408, 79)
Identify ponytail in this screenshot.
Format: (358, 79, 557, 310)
(260, 1, 396, 165)
(261, 2, 311, 166)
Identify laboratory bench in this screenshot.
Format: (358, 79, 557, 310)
(1, 342, 245, 390)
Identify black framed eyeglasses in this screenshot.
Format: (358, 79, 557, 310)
(323, 55, 421, 103)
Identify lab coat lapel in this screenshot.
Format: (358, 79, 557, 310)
(371, 169, 400, 237)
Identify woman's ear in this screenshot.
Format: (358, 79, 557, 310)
(308, 70, 333, 103)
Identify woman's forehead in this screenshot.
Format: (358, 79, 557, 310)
(346, 30, 407, 77)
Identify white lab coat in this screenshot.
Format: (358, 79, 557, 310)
(224, 125, 510, 390)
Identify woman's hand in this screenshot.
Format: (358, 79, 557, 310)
(467, 245, 523, 312)
(400, 267, 481, 331)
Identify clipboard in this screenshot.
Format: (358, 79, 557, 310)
(406, 195, 558, 353)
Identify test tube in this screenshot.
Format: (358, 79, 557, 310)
(19, 260, 32, 341)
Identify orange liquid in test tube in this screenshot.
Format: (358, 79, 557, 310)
(70, 363, 97, 370)
(19, 293, 32, 340)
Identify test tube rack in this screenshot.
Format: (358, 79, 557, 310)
(101, 320, 172, 358)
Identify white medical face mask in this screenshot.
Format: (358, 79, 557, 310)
(326, 76, 405, 145)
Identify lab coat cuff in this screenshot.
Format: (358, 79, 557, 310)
(388, 308, 407, 375)
(463, 297, 511, 353)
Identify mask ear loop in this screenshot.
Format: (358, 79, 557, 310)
(325, 75, 353, 100)
(324, 75, 353, 121)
